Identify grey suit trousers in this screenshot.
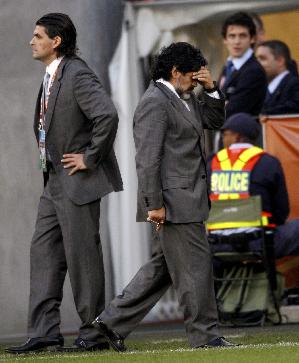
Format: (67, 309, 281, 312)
(28, 168, 105, 341)
(100, 222, 219, 347)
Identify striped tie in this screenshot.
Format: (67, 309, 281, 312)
(42, 72, 50, 111)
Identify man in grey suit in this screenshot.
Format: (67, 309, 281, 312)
(93, 43, 234, 350)
(6, 13, 122, 354)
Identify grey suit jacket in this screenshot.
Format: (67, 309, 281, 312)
(134, 81, 225, 223)
(33, 56, 123, 205)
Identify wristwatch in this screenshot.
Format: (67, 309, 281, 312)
(204, 81, 218, 93)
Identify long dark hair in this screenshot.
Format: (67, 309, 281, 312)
(36, 13, 77, 57)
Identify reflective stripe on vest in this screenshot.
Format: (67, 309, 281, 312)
(208, 212, 271, 230)
(210, 146, 264, 200)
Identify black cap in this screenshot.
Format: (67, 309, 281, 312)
(221, 113, 260, 140)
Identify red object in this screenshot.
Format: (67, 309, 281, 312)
(263, 115, 299, 288)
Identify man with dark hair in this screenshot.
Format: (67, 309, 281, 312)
(219, 12, 267, 118)
(249, 12, 298, 76)
(6, 13, 123, 354)
(256, 40, 299, 115)
(92, 42, 235, 351)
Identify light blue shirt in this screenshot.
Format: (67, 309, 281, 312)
(228, 48, 253, 71)
(268, 70, 289, 94)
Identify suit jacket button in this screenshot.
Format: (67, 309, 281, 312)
(202, 175, 206, 179)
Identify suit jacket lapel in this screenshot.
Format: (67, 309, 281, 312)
(33, 83, 43, 140)
(265, 74, 289, 108)
(224, 55, 255, 89)
(223, 68, 239, 89)
(155, 82, 201, 136)
(44, 57, 68, 134)
(271, 74, 289, 102)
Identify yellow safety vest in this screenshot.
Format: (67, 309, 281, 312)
(210, 146, 264, 200)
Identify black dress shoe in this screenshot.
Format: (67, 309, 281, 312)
(92, 317, 127, 352)
(56, 337, 110, 352)
(5, 335, 64, 354)
(200, 336, 238, 348)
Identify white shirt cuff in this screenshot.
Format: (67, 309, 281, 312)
(205, 90, 220, 99)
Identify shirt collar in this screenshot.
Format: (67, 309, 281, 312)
(268, 70, 289, 94)
(229, 143, 253, 150)
(156, 78, 191, 111)
(46, 56, 64, 77)
(228, 48, 253, 71)
(156, 78, 181, 99)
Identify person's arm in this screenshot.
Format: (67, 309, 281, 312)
(199, 91, 226, 130)
(192, 67, 225, 130)
(133, 98, 168, 213)
(62, 68, 119, 174)
(251, 156, 289, 225)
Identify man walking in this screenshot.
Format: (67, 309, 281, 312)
(6, 13, 122, 354)
(93, 42, 234, 350)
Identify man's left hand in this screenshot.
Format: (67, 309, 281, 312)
(192, 66, 214, 90)
(61, 154, 87, 175)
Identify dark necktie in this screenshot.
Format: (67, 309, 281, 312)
(225, 60, 235, 82)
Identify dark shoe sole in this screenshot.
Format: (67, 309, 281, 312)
(92, 320, 126, 352)
(56, 342, 109, 353)
(5, 344, 63, 354)
(200, 343, 239, 348)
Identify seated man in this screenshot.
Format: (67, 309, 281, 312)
(256, 40, 299, 115)
(207, 112, 299, 258)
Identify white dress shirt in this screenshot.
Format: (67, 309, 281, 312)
(228, 48, 253, 71)
(268, 70, 289, 94)
(45, 56, 64, 93)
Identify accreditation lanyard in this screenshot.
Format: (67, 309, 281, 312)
(38, 68, 58, 171)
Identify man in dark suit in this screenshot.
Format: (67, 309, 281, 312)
(250, 12, 298, 76)
(6, 13, 122, 354)
(256, 40, 299, 115)
(219, 12, 267, 118)
(92, 42, 235, 351)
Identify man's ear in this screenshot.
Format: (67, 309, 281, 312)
(52, 36, 62, 50)
(276, 55, 286, 68)
(250, 36, 256, 46)
(171, 66, 180, 80)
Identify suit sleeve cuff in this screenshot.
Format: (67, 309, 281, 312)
(142, 191, 164, 211)
(83, 153, 97, 170)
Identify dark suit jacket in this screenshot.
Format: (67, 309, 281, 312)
(133, 81, 225, 223)
(207, 151, 289, 225)
(220, 55, 267, 118)
(261, 73, 299, 115)
(34, 56, 123, 205)
(289, 59, 298, 77)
